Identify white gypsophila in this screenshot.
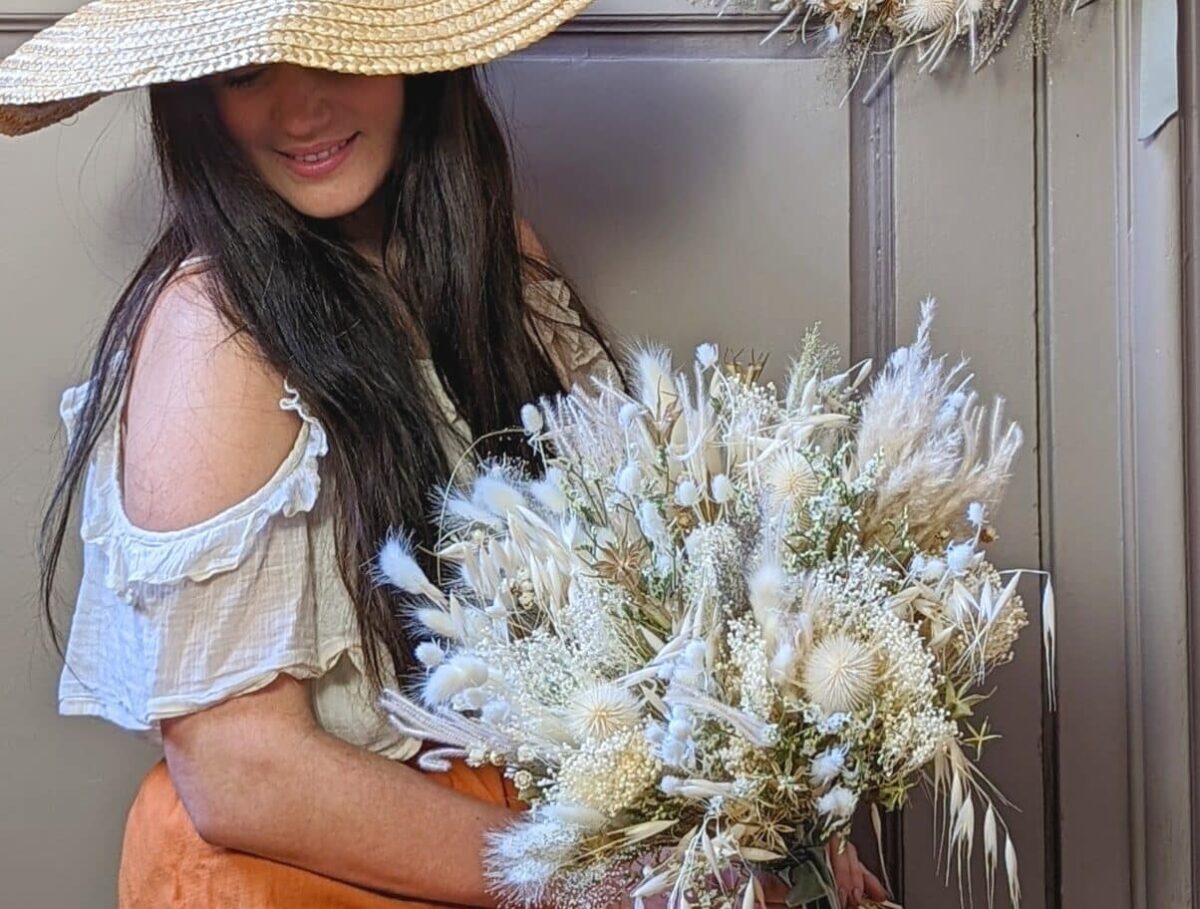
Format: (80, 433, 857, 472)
(682, 522, 747, 636)
(727, 615, 777, 721)
(816, 711, 851, 735)
(559, 574, 637, 672)
(880, 705, 956, 775)
(469, 633, 594, 750)
(553, 726, 661, 816)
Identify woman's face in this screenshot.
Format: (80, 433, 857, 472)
(209, 63, 405, 223)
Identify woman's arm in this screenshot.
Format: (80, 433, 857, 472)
(124, 271, 516, 905)
(162, 676, 516, 906)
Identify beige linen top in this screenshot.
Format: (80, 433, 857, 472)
(57, 255, 610, 760)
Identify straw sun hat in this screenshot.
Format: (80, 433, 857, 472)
(0, 0, 595, 137)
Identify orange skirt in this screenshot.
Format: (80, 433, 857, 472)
(118, 759, 519, 908)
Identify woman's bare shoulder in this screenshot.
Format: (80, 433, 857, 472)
(121, 266, 304, 533)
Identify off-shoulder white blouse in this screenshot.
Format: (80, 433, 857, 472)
(56, 255, 610, 760)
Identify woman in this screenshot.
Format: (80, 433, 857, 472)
(1, 2, 885, 906)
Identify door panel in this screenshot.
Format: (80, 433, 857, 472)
(493, 38, 850, 374)
(894, 55, 1044, 909)
(495, 8, 1051, 909)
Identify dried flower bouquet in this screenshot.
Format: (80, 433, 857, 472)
(376, 301, 1055, 909)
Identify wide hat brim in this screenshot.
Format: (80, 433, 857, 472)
(0, 0, 594, 136)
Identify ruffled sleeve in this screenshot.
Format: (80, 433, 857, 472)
(524, 279, 617, 389)
(56, 376, 361, 742)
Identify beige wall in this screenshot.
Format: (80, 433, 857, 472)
(0, 74, 161, 904)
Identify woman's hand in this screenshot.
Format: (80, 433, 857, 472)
(825, 836, 889, 908)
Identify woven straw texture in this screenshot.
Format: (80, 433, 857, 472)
(0, 0, 593, 136)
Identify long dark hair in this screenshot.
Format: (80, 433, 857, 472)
(38, 67, 610, 687)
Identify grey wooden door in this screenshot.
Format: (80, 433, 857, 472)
(493, 2, 1178, 907)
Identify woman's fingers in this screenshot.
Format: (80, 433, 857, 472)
(862, 867, 889, 903)
(847, 843, 865, 906)
(826, 837, 850, 906)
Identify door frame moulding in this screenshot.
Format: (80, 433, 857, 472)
(0, 14, 56, 32)
(1179, 0, 1200, 900)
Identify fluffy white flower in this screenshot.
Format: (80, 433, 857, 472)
(542, 803, 608, 830)
(619, 401, 642, 427)
(967, 502, 986, 528)
(529, 476, 568, 514)
(810, 746, 848, 786)
(461, 687, 490, 709)
(668, 716, 693, 740)
(616, 461, 643, 497)
(377, 533, 445, 604)
(424, 663, 470, 705)
(566, 682, 643, 741)
(765, 450, 819, 514)
(415, 606, 464, 641)
(634, 346, 678, 413)
(749, 563, 786, 623)
(696, 342, 719, 369)
(676, 478, 702, 507)
(637, 501, 668, 545)
(473, 473, 526, 517)
(711, 473, 734, 504)
(521, 403, 544, 435)
(802, 634, 878, 714)
(660, 737, 687, 766)
(415, 641, 445, 667)
(946, 540, 976, 574)
(816, 785, 858, 819)
(919, 556, 947, 582)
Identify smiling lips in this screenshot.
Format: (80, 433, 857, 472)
(284, 134, 354, 162)
(278, 132, 358, 178)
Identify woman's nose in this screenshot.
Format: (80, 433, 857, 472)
(272, 64, 333, 137)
